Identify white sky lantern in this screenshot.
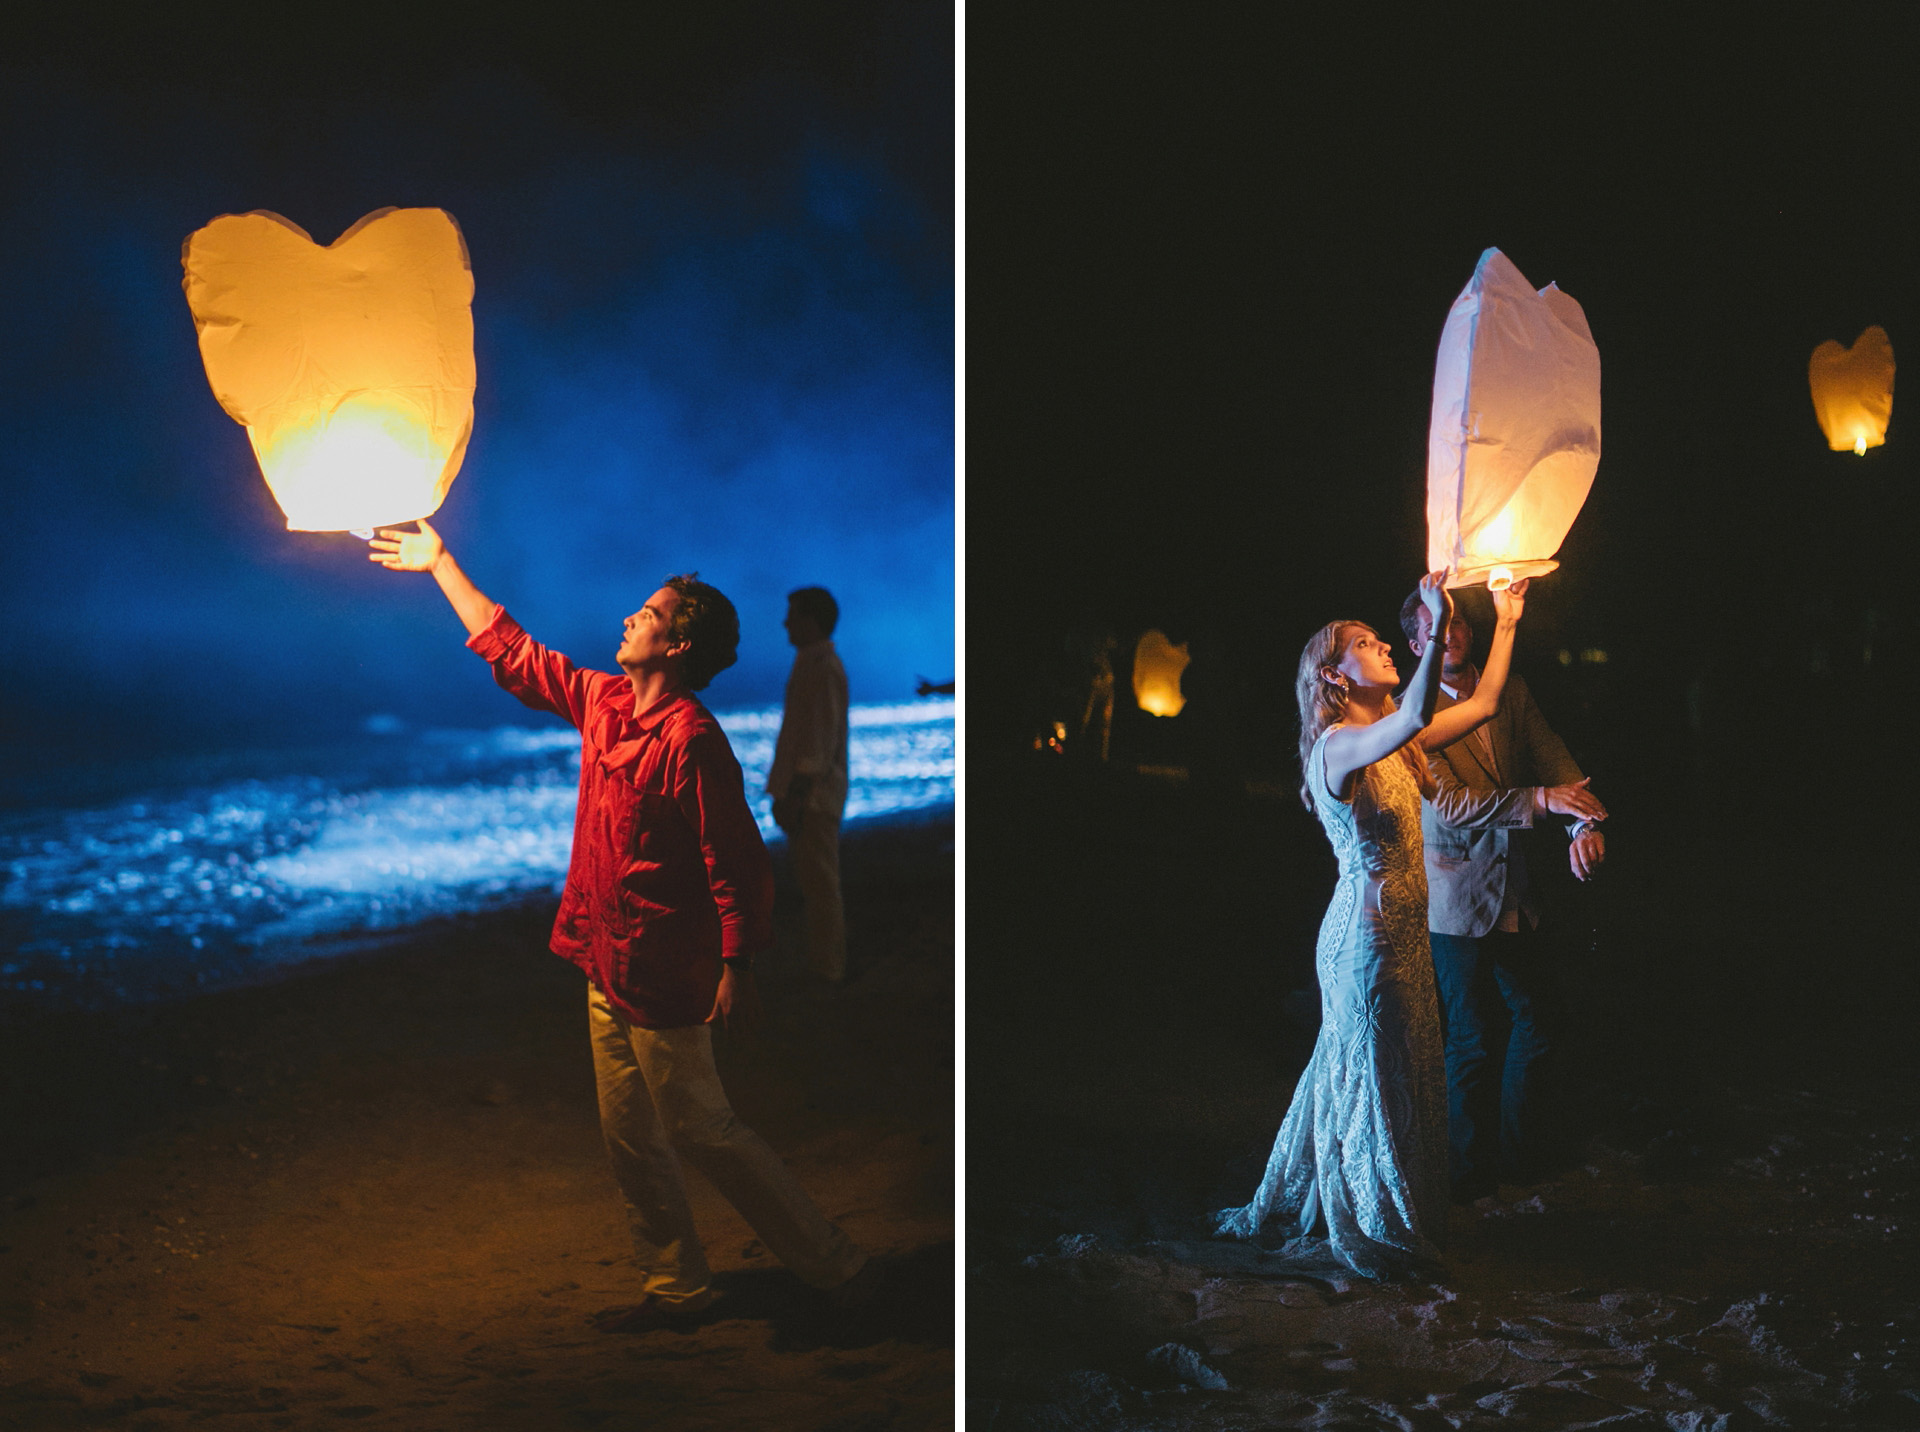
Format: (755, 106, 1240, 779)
(1132, 629, 1190, 718)
(182, 207, 475, 533)
(1427, 248, 1601, 591)
(1808, 326, 1894, 456)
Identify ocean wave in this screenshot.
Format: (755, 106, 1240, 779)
(0, 702, 952, 1008)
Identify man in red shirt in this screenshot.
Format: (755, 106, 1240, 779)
(371, 519, 872, 1329)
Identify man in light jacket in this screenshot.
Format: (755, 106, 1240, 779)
(770, 587, 850, 982)
(1400, 587, 1608, 1202)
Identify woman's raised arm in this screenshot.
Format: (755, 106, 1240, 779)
(1323, 572, 1453, 797)
(1418, 578, 1527, 752)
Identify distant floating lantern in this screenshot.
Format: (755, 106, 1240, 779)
(1132, 630, 1189, 717)
(1427, 248, 1601, 591)
(1808, 326, 1894, 456)
(182, 207, 476, 532)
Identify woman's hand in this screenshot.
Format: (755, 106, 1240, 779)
(1491, 575, 1530, 624)
(1417, 570, 1454, 634)
(369, 519, 446, 573)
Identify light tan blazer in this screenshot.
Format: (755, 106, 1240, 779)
(1421, 672, 1585, 938)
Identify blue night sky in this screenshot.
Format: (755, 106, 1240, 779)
(0, 4, 953, 767)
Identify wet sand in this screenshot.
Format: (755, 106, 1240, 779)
(0, 817, 953, 1430)
(968, 761, 1920, 1430)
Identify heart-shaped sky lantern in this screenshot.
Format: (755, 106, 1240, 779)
(1808, 326, 1894, 455)
(1132, 629, 1189, 718)
(182, 207, 475, 533)
(1427, 248, 1601, 591)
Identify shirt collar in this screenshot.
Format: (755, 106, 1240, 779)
(1438, 664, 1480, 700)
(628, 687, 693, 735)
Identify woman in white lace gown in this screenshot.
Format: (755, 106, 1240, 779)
(1216, 573, 1526, 1278)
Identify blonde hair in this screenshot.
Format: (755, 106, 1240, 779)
(1296, 620, 1370, 811)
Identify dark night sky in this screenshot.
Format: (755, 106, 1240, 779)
(956, 12, 1920, 1213)
(969, 11, 1920, 793)
(955, 11, 1920, 1075)
(0, 0, 953, 770)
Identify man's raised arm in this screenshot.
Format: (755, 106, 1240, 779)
(369, 519, 498, 637)
(371, 519, 596, 730)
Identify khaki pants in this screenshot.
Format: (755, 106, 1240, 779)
(793, 805, 847, 981)
(588, 986, 864, 1302)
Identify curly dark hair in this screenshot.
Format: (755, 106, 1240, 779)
(662, 574, 740, 691)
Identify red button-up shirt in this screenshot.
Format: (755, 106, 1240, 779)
(467, 607, 774, 1029)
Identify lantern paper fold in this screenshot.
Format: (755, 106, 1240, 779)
(1426, 248, 1600, 590)
(1132, 630, 1189, 717)
(182, 207, 476, 533)
(1808, 326, 1894, 455)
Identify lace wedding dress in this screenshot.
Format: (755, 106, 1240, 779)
(1214, 723, 1448, 1278)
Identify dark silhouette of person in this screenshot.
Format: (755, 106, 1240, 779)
(770, 587, 850, 982)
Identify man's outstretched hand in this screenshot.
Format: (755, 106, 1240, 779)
(369, 519, 445, 573)
(706, 963, 762, 1041)
(1537, 778, 1607, 823)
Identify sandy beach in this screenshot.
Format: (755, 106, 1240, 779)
(968, 761, 1920, 1430)
(0, 817, 953, 1430)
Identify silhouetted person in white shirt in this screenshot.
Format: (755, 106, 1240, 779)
(769, 587, 850, 982)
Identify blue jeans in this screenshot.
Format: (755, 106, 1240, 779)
(1429, 925, 1557, 1194)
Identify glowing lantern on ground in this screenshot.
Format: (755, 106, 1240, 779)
(1132, 630, 1189, 717)
(1808, 326, 1894, 456)
(1427, 248, 1601, 591)
(182, 207, 476, 532)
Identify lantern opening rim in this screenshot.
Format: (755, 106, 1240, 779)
(1445, 558, 1559, 591)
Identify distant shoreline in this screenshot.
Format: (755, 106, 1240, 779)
(0, 809, 952, 1020)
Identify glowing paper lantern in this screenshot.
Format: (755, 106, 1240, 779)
(1427, 248, 1601, 590)
(1132, 630, 1189, 717)
(1809, 326, 1894, 455)
(182, 207, 475, 532)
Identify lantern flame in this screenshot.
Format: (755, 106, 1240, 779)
(1469, 500, 1517, 560)
(251, 394, 455, 532)
(1856, 434, 1868, 456)
(1487, 565, 1514, 591)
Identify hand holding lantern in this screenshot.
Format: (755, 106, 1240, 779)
(368, 519, 446, 573)
(1490, 575, 1530, 624)
(1416, 569, 1455, 636)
